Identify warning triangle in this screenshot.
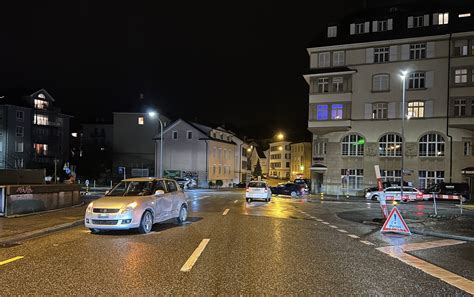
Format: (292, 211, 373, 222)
(381, 207, 411, 235)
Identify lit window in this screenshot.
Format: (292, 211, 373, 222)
(438, 12, 449, 25)
(410, 43, 426, 60)
(408, 101, 424, 118)
(34, 143, 48, 156)
(317, 105, 328, 120)
(419, 133, 445, 157)
(372, 74, 389, 91)
(455, 69, 468, 83)
(372, 103, 388, 119)
(408, 72, 425, 89)
(419, 170, 444, 189)
(374, 47, 389, 63)
(138, 116, 144, 125)
(454, 40, 468, 56)
(341, 134, 364, 156)
(458, 13, 471, 18)
(331, 104, 343, 120)
(453, 99, 466, 116)
(378, 134, 402, 156)
(34, 114, 49, 125)
(34, 99, 49, 109)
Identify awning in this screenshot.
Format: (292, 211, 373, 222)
(461, 167, 474, 175)
(310, 164, 327, 171)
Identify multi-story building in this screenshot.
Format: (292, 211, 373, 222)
(290, 142, 312, 180)
(268, 141, 291, 179)
(249, 147, 268, 178)
(305, 4, 474, 196)
(0, 89, 71, 173)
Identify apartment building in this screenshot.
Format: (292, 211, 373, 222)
(268, 141, 291, 179)
(305, 4, 474, 196)
(290, 142, 312, 180)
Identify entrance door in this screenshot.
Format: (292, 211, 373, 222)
(311, 171, 324, 194)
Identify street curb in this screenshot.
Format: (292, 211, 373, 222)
(5, 203, 85, 218)
(411, 229, 474, 242)
(0, 219, 84, 245)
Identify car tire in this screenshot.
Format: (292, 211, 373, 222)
(89, 228, 100, 234)
(246, 198, 252, 203)
(372, 195, 378, 201)
(177, 204, 188, 224)
(138, 210, 154, 234)
(290, 191, 297, 197)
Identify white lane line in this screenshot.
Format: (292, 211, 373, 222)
(316, 219, 323, 222)
(322, 222, 330, 225)
(189, 195, 210, 201)
(222, 209, 230, 216)
(180, 239, 210, 272)
(314, 223, 318, 226)
(360, 240, 375, 246)
(329, 225, 338, 229)
(377, 240, 473, 294)
(337, 229, 348, 233)
(0, 256, 24, 266)
(234, 200, 238, 203)
(348, 234, 360, 239)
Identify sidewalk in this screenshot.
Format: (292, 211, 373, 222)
(0, 204, 86, 243)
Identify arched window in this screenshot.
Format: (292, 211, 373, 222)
(419, 133, 445, 156)
(341, 134, 364, 156)
(379, 133, 402, 156)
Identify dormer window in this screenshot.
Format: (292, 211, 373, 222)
(350, 22, 369, 35)
(433, 12, 449, 25)
(408, 15, 429, 28)
(327, 26, 337, 38)
(355, 23, 364, 34)
(458, 13, 471, 18)
(34, 99, 49, 110)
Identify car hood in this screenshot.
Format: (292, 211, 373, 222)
(91, 196, 145, 208)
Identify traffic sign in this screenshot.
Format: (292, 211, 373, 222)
(118, 167, 125, 174)
(85, 180, 89, 187)
(381, 207, 411, 235)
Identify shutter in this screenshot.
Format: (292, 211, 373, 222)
(389, 45, 398, 61)
(425, 100, 433, 117)
(366, 48, 374, 63)
(310, 53, 318, 68)
(401, 44, 410, 60)
(424, 14, 430, 26)
(350, 23, 355, 35)
(426, 42, 435, 58)
(388, 102, 396, 119)
(425, 71, 434, 88)
(365, 103, 373, 119)
(364, 21, 370, 33)
(433, 13, 439, 25)
(388, 18, 393, 30)
(372, 21, 378, 32)
(408, 16, 413, 28)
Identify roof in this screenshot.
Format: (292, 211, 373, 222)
(123, 177, 175, 182)
(256, 147, 266, 159)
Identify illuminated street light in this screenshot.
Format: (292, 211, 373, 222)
(148, 111, 164, 178)
(278, 146, 283, 151)
(277, 133, 284, 140)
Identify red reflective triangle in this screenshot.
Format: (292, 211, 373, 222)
(381, 207, 411, 235)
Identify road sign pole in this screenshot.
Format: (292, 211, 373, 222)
(432, 192, 438, 215)
(460, 196, 463, 215)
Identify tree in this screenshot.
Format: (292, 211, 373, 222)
(215, 180, 223, 188)
(253, 159, 262, 177)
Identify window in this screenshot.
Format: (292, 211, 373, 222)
(408, 101, 424, 118)
(454, 40, 468, 56)
(331, 104, 343, 120)
(341, 134, 364, 156)
(372, 103, 388, 119)
(377, 20, 388, 31)
(34, 143, 48, 156)
(318, 78, 329, 93)
(437, 12, 449, 25)
(34, 99, 49, 109)
(187, 131, 193, 139)
(212, 165, 216, 175)
(286, 162, 290, 168)
(318, 52, 330, 67)
(172, 131, 178, 139)
(419, 133, 445, 157)
(454, 99, 466, 116)
(379, 134, 402, 156)
(15, 141, 24, 152)
(327, 26, 337, 38)
(408, 72, 425, 89)
(355, 23, 364, 34)
(315, 142, 327, 155)
(0, 141, 2, 152)
(374, 47, 389, 63)
(218, 148, 222, 159)
(341, 169, 364, 189)
(455, 69, 468, 84)
(333, 51, 345, 66)
(138, 116, 144, 125)
(381, 170, 401, 183)
(220, 134, 224, 140)
(464, 141, 472, 156)
(372, 74, 389, 91)
(332, 77, 343, 92)
(413, 15, 424, 27)
(419, 171, 444, 189)
(166, 180, 178, 192)
(34, 114, 49, 125)
(219, 165, 222, 174)
(16, 126, 24, 137)
(16, 110, 24, 121)
(410, 43, 426, 60)
(317, 105, 329, 120)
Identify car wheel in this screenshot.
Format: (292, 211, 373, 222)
(372, 195, 378, 201)
(177, 204, 188, 224)
(138, 211, 153, 234)
(290, 191, 297, 197)
(89, 228, 100, 234)
(246, 198, 252, 203)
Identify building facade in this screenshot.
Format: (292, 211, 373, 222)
(305, 5, 474, 196)
(290, 142, 312, 180)
(268, 141, 291, 179)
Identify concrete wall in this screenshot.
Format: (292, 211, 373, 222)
(0, 169, 45, 185)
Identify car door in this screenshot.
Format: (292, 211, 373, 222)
(164, 180, 178, 218)
(154, 180, 168, 222)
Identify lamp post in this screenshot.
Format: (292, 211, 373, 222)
(148, 111, 163, 178)
(400, 70, 408, 201)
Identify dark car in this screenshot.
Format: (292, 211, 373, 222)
(294, 179, 311, 191)
(271, 182, 307, 197)
(423, 182, 470, 200)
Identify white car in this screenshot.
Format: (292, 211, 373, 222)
(365, 186, 423, 202)
(85, 177, 188, 234)
(246, 181, 272, 202)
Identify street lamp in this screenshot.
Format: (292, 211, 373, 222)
(277, 133, 284, 140)
(148, 111, 163, 178)
(400, 70, 408, 201)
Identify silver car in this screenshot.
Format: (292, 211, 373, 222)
(85, 177, 188, 234)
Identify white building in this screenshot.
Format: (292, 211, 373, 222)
(268, 141, 291, 179)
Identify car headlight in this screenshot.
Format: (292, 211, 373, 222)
(86, 202, 94, 213)
(120, 202, 138, 214)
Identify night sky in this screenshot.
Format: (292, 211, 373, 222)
(0, 0, 450, 140)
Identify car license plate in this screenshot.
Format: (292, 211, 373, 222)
(98, 214, 109, 218)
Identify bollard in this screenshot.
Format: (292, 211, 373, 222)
(320, 192, 324, 200)
(110, 180, 113, 188)
(93, 180, 96, 188)
(460, 195, 463, 215)
(432, 192, 438, 216)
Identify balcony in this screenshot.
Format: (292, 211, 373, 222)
(309, 92, 352, 104)
(449, 117, 474, 130)
(308, 120, 351, 134)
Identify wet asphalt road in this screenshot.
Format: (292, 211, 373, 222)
(0, 191, 472, 295)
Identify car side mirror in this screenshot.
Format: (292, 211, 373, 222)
(155, 190, 165, 196)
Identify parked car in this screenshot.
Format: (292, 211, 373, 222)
(294, 178, 311, 191)
(365, 186, 423, 202)
(174, 177, 196, 189)
(271, 182, 307, 197)
(234, 182, 247, 188)
(85, 177, 188, 234)
(246, 181, 272, 202)
(423, 182, 470, 200)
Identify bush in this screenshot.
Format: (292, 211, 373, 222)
(215, 180, 223, 188)
(208, 181, 214, 189)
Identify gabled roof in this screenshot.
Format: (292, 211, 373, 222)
(256, 147, 267, 159)
(29, 89, 55, 102)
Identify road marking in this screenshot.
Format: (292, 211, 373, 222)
(222, 209, 230, 216)
(0, 256, 23, 266)
(180, 239, 210, 272)
(329, 225, 338, 229)
(322, 222, 329, 225)
(234, 200, 238, 203)
(337, 229, 348, 233)
(314, 223, 318, 226)
(360, 240, 375, 246)
(347, 234, 360, 239)
(190, 195, 210, 202)
(377, 240, 473, 294)
(316, 219, 323, 222)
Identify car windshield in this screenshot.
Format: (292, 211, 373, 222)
(106, 181, 158, 197)
(248, 182, 266, 188)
